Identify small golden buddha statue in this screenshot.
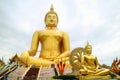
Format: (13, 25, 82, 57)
(79, 42, 110, 76)
(20, 5, 70, 67)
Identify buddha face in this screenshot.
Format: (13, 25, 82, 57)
(86, 48, 92, 55)
(45, 13, 58, 28)
(85, 46, 92, 55)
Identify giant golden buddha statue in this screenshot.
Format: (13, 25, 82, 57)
(79, 42, 110, 76)
(20, 5, 70, 67)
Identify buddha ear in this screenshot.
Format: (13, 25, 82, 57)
(44, 18, 47, 26)
(44, 18, 49, 27)
(44, 15, 46, 23)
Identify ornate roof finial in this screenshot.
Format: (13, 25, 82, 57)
(50, 4, 54, 12)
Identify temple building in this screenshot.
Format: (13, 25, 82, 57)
(0, 58, 5, 70)
(9, 54, 26, 67)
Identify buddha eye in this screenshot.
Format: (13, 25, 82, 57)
(48, 15, 51, 19)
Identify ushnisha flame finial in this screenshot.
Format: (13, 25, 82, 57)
(85, 41, 92, 49)
(87, 41, 89, 46)
(50, 4, 54, 12)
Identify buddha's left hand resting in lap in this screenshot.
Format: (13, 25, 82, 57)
(20, 5, 70, 67)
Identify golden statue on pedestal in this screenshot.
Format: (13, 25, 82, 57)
(80, 42, 109, 76)
(20, 5, 70, 67)
(70, 42, 110, 79)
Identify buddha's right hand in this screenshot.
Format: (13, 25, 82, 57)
(28, 49, 36, 56)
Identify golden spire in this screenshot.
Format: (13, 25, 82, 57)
(87, 41, 89, 46)
(85, 41, 92, 49)
(50, 4, 54, 12)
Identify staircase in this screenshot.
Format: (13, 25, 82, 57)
(23, 68, 39, 80)
(22, 65, 42, 80)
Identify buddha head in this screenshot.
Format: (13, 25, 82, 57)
(44, 4, 58, 28)
(85, 42, 92, 55)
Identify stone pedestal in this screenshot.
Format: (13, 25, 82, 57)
(8, 67, 27, 80)
(39, 68, 72, 80)
(79, 75, 111, 80)
(7, 67, 72, 80)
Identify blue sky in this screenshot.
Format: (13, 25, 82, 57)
(0, 0, 120, 66)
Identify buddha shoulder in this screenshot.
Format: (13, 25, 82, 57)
(62, 31, 69, 36)
(32, 30, 41, 36)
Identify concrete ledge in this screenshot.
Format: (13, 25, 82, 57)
(79, 75, 111, 80)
